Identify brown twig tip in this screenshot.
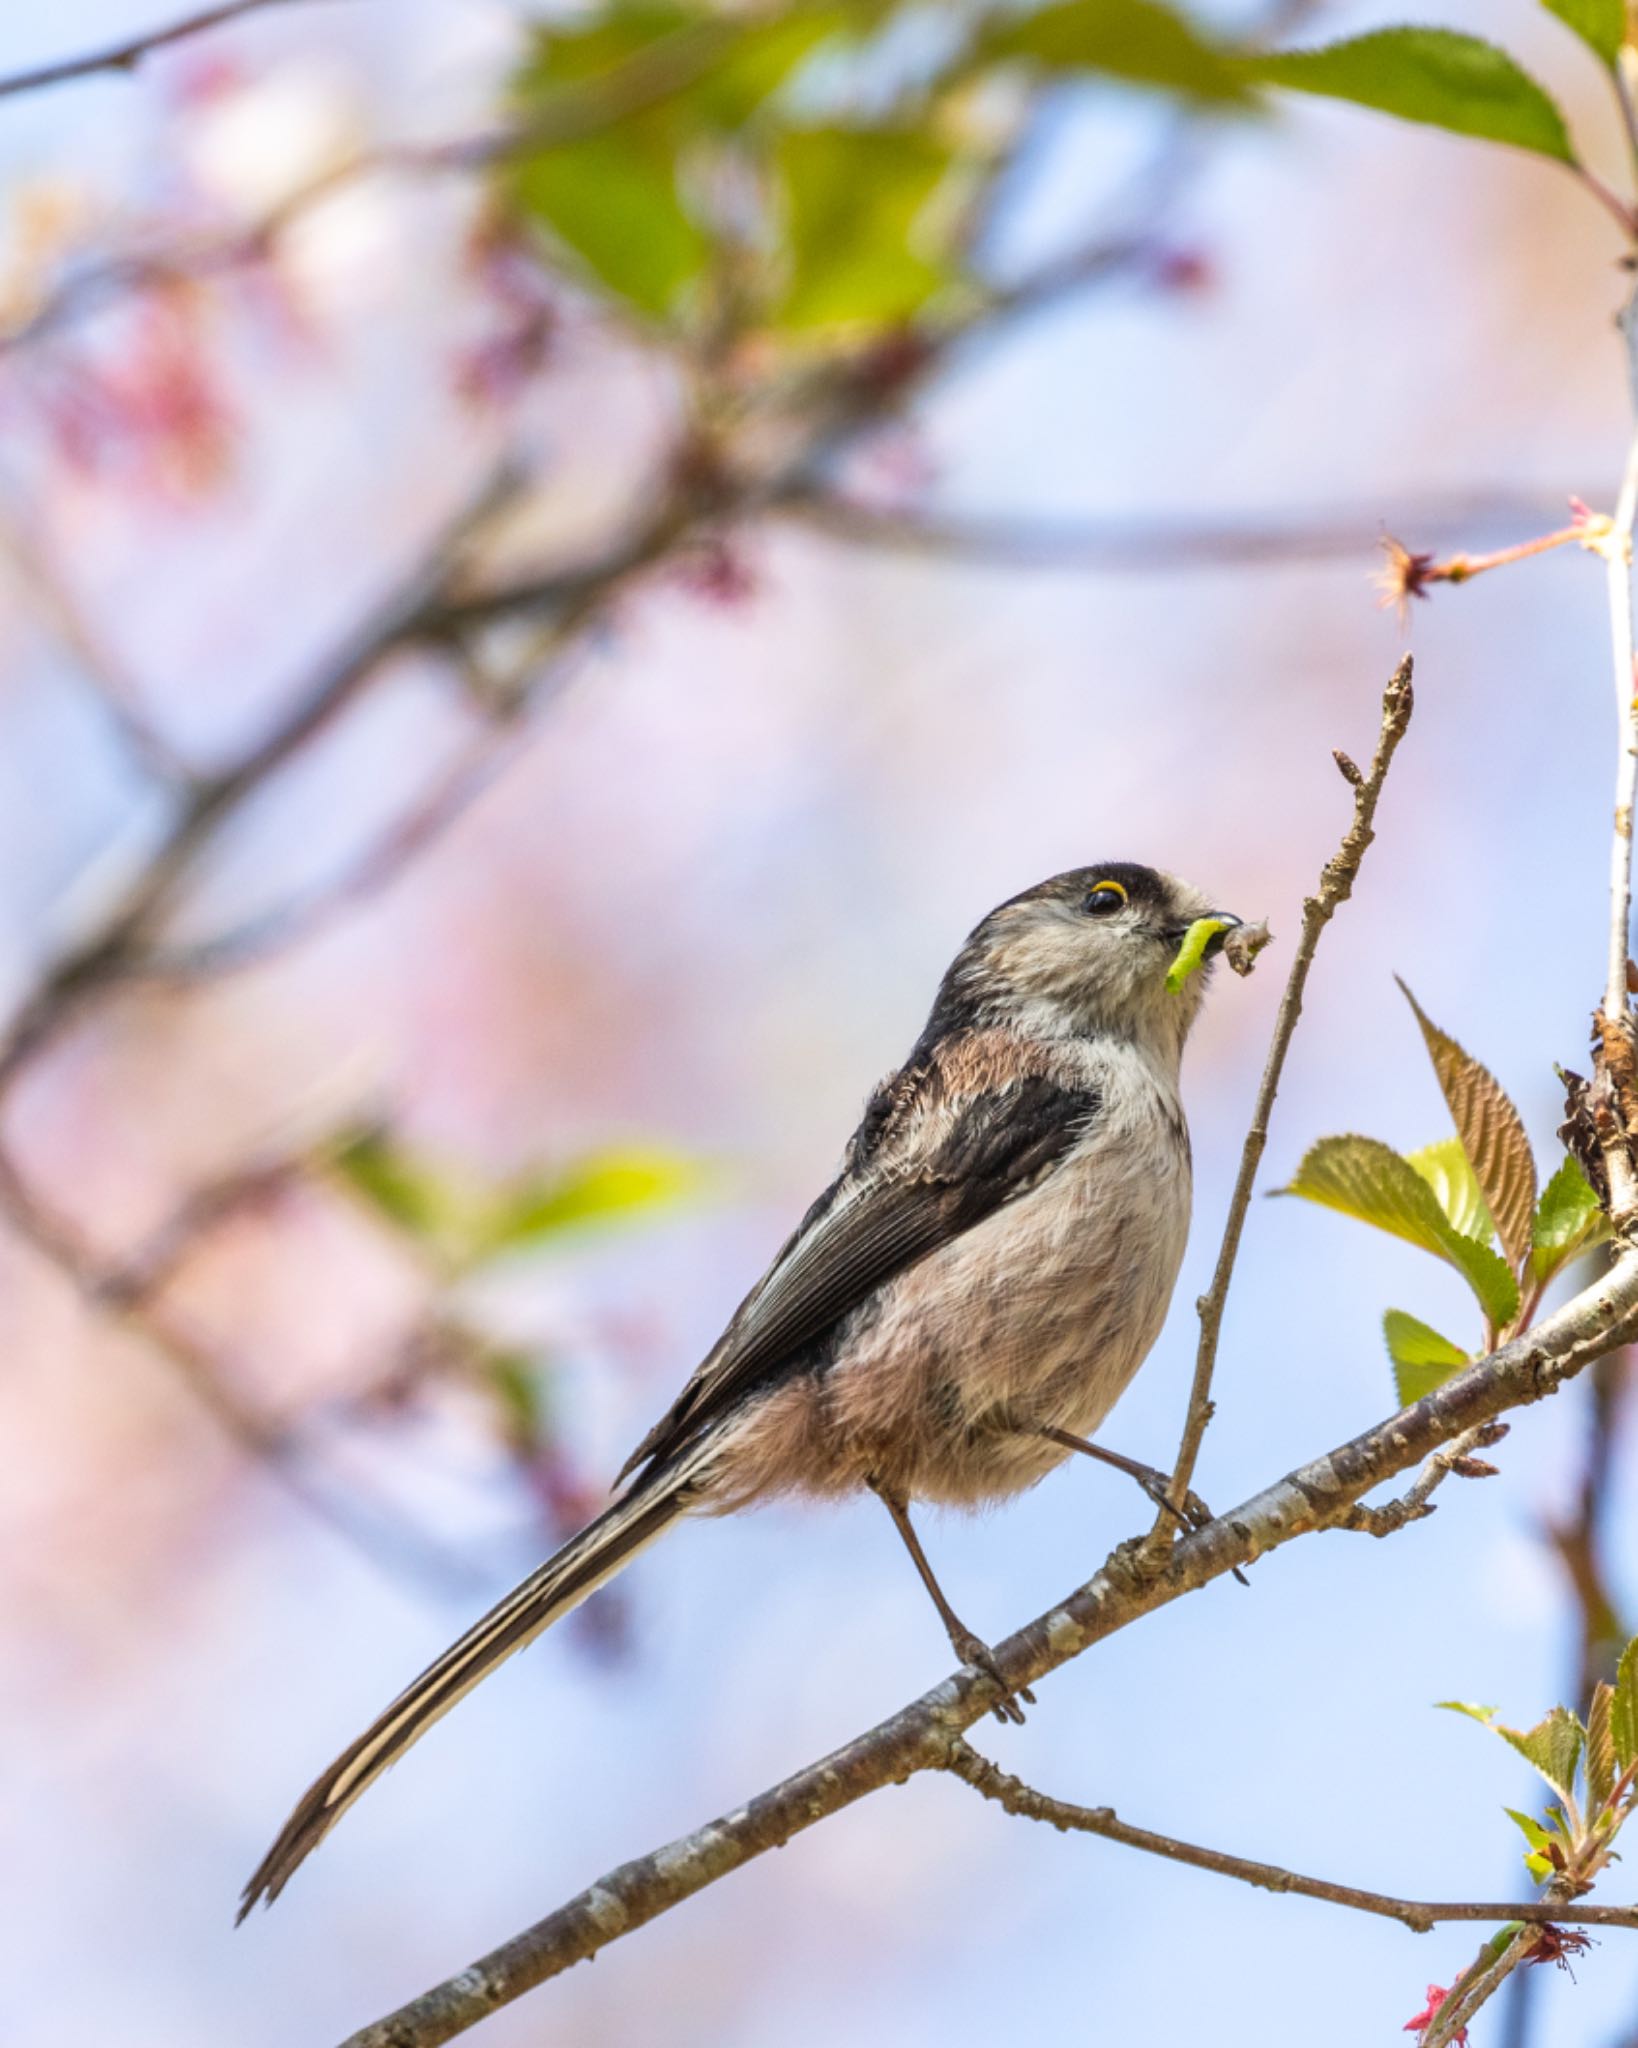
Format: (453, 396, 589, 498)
(1375, 515, 1610, 621)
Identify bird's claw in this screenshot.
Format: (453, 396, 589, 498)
(953, 1632, 1033, 1724)
(1139, 1474, 1251, 1586)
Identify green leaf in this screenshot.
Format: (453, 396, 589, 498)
(1165, 916, 1233, 994)
(334, 1128, 464, 1243)
(1407, 1136, 1493, 1242)
(1399, 983, 1537, 1272)
(1502, 1805, 1559, 1879)
(1541, 0, 1625, 70)
(1614, 1636, 1638, 1771)
(776, 124, 958, 330)
(1532, 1154, 1610, 1283)
(1499, 1708, 1585, 1804)
(1440, 1698, 1500, 1729)
(1280, 1135, 1520, 1329)
(510, 129, 708, 319)
(478, 1147, 701, 1257)
(1588, 1681, 1617, 1813)
(488, 1349, 546, 1448)
(985, 0, 1253, 103)
(1443, 1701, 1584, 1803)
(1503, 1804, 1553, 1853)
(1243, 28, 1578, 166)
(513, 4, 697, 94)
(1384, 1308, 1468, 1405)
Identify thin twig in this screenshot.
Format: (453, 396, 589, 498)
(0, 0, 334, 101)
(0, 15, 739, 356)
(1343, 1421, 1508, 1537)
(0, 1145, 485, 1593)
(1596, 416, 1638, 1228)
(329, 1243, 1638, 2047)
(1153, 655, 1415, 1537)
(940, 1742, 1638, 1935)
(0, 464, 519, 1087)
(784, 492, 1574, 576)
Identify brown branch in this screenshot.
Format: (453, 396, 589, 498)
(0, 1144, 485, 1594)
(0, 0, 335, 101)
(1154, 654, 1415, 1537)
(331, 1238, 1638, 2048)
(784, 493, 1573, 576)
(0, 15, 740, 357)
(1342, 1420, 1509, 1537)
(940, 1742, 1638, 1935)
(0, 464, 521, 1088)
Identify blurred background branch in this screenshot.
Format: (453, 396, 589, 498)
(9, 2, 1638, 2045)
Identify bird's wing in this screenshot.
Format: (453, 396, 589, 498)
(618, 1056, 1101, 1479)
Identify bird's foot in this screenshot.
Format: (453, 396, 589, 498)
(951, 1631, 1034, 1725)
(1135, 1474, 1252, 1588)
(1135, 1467, 1214, 1533)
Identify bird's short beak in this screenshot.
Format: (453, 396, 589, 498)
(1200, 913, 1244, 958)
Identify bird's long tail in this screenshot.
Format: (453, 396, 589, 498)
(239, 1446, 709, 1918)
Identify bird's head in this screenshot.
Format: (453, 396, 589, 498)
(930, 863, 1242, 1065)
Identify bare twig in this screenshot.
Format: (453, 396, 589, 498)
(143, 717, 522, 979)
(1424, 1885, 1579, 2048)
(0, 1145, 484, 1593)
(0, 464, 520, 1087)
(1153, 655, 1415, 1539)
(0, 495, 188, 782)
(940, 1742, 1638, 1935)
(1595, 417, 1638, 1228)
(785, 492, 1574, 576)
(1343, 1421, 1508, 1537)
(0, 0, 335, 101)
(330, 1240, 1638, 2047)
(0, 15, 739, 357)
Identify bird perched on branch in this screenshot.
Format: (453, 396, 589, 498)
(241, 862, 1243, 1915)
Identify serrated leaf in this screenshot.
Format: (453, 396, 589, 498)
(1242, 28, 1578, 166)
(1399, 983, 1537, 1272)
(1614, 1636, 1638, 1771)
(1384, 1308, 1468, 1405)
(1588, 1681, 1617, 1812)
(1532, 1154, 1610, 1283)
(775, 124, 959, 330)
(1439, 1699, 1500, 1725)
(1498, 1707, 1585, 1804)
(478, 1147, 701, 1258)
(984, 0, 1253, 103)
(1541, 0, 1624, 70)
(1407, 1136, 1494, 1242)
(1280, 1135, 1519, 1329)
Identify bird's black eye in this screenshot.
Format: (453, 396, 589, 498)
(1083, 880, 1128, 918)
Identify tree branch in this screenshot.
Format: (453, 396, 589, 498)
(330, 1239, 1638, 2048)
(781, 493, 1572, 576)
(0, 1144, 486, 1594)
(1155, 654, 1414, 1535)
(1598, 415, 1638, 1228)
(1342, 1420, 1508, 1537)
(940, 1741, 1638, 1934)
(0, 0, 335, 102)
